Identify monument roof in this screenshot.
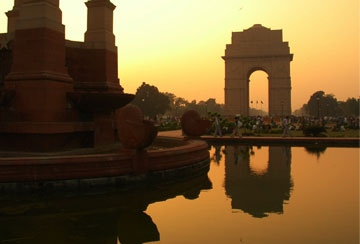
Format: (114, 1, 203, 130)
(246, 24, 270, 31)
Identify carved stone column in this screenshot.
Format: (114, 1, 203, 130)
(85, 0, 116, 51)
(73, 0, 122, 92)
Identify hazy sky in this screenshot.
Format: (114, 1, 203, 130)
(0, 0, 358, 111)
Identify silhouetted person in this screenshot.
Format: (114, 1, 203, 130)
(214, 145, 222, 163)
(282, 116, 292, 137)
(231, 116, 242, 137)
(214, 114, 222, 137)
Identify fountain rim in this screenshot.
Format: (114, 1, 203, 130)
(0, 137, 210, 189)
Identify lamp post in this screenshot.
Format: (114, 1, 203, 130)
(250, 100, 253, 116)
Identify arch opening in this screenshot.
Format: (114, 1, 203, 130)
(249, 146, 269, 175)
(248, 69, 269, 116)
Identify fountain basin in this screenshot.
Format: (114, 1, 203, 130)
(181, 110, 212, 137)
(67, 92, 135, 113)
(0, 137, 210, 192)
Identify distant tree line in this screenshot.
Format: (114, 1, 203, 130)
(294, 91, 359, 117)
(132, 83, 359, 119)
(131, 82, 224, 118)
(166, 96, 224, 117)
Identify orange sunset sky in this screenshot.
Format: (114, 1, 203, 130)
(0, 0, 359, 111)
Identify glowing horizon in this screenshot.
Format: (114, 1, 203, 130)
(0, 0, 358, 111)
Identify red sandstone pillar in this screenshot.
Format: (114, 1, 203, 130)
(78, 0, 122, 92)
(4, 0, 73, 122)
(82, 0, 123, 146)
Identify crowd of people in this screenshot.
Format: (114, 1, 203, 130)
(211, 113, 360, 137)
(221, 115, 359, 136)
(154, 113, 360, 136)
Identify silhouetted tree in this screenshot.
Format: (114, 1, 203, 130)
(306, 91, 342, 117)
(164, 95, 224, 117)
(132, 82, 171, 119)
(164, 96, 188, 117)
(338, 97, 360, 116)
(294, 103, 309, 116)
(205, 98, 223, 115)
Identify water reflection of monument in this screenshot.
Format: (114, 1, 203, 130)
(224, 146, 293, 218)
(0, 175, 212, 244)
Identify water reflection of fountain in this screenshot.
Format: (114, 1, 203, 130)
(0, 174, 212, 244)
(224, 146, 293, 218)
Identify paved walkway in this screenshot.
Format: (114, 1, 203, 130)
(159, 130, 360, 147)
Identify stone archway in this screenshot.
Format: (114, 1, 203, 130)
(222, 24, 293, 117)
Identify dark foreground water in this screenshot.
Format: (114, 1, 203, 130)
(0, 145, 358, 244)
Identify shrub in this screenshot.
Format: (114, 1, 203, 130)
(302, 125, 326, 137)
(158, 121, 181, 131)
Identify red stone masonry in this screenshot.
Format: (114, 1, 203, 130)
(9, 28, 69, 75)
(66, 46, 122, 91)
(0, 139, 209, 183)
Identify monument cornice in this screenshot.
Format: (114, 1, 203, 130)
(5, 10, 19, 18)
(86, 0, 116, 10)
(222, 54, 293, 61)
(5, 71, 73, 83)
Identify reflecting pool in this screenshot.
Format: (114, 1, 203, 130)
(0, 145, 358, 244)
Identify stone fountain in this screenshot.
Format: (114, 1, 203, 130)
(0, 0, 210, 191)
(0, 0, 134, 151)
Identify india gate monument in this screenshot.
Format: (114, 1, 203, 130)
(223, 24, 293, 117)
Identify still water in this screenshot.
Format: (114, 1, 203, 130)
(0, 145, 359, 244)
